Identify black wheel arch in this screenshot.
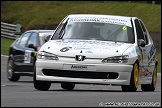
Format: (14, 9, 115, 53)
(8, 54, 14, 62)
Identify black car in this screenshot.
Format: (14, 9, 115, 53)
(7, 30, 55, 81)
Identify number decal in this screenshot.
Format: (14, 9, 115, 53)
(24, 50, 32, 63)
(122, 26, 127, 30)
(60, 47, 72, 52)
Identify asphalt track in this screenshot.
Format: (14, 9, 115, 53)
(1, 55, 161, 107)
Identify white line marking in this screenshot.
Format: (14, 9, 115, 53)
(1, 54, 8, 58)
(1, 84, 6, 87)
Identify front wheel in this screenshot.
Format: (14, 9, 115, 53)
(141, 64, 157, 91)
(33, 67, 51, 91)
(61, 82, 75, 91)
(121, 62, 139, 92)
(7, 58, 20, 81)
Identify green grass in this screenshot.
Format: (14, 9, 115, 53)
(1, 1, 161, 32)
(1, 37, 161, 72)
(157, 52, 161, 73)
(1, 38, 15, 56)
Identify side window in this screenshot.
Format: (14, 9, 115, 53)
(18, 33, 31, 47)
(139, 20, 149, 45)
(134, 19, 145, 41)
(26, 32, 37, 47)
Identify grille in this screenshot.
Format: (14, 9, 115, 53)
(42, 69, 118, 79)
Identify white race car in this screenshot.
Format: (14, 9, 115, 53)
(34, 14, 157, 92)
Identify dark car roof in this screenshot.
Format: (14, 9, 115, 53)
(25, 30, 55, 33)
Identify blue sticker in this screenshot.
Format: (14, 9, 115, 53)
(149, 45, 155, 58)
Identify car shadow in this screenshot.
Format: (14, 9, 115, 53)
(17, 81, 33, 83)
(47, 89, 151, 92)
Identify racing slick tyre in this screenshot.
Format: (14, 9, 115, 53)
(7, 58, 20, 81)
(141, 64, 157, 91)
(61, 82, 75, 91)
(33, 67, 51, 91)
(121, 61, 139, 92)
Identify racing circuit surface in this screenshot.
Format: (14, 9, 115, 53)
(1, 55, 161, 107)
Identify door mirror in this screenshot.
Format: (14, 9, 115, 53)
(28, 44, 37, 51)
(28, 44, 35, 48)
(45, 35, 51, 42)
(138, 39, 146, 47)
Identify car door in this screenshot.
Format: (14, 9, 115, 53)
(138, 20, 153, 64)
(134, 19, 152, 78)
(25, 32, 38, 68)
(139, 19, 156, 77)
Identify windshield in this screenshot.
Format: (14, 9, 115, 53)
(54, 21, 134, 43)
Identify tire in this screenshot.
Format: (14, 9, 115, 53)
(33, 67, 51, 91)
(141, 64, 157, 91)
(61, 82, 75, 91)
(121, 62, 139, 92)
(7, 58, 20, 81)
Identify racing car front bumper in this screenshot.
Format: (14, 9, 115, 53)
(35, 59, 133, 85)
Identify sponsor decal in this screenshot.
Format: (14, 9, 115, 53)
(147, 44, 156, 65)
(136, 48, 139, 53)
(68, 16, 132, 27)
(34, 52, 37, 56)
(71, 65, 87, 69)
(74, 47, 91, 50)
(55, 40, 129, 52)
(148, 44, 155, 60)
(57, 40, 124, 46)
(139, 66, 152, 76)
(85, 50, 93, 53)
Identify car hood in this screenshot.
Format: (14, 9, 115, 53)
(42, 39, 133, 58)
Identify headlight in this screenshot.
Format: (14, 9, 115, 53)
(102, 55, 129, 63)
(37, 51, 58, 60)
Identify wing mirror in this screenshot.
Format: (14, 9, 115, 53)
(138, 39, 146, 47)
(28, 44, 38, 51)
(28, 44, 35, 48)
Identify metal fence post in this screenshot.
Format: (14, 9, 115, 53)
(1, 22, 22, 39)
(16, 24, 22, 38)
(16, 24, 21, 33)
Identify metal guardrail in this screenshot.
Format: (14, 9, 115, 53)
(1, 22, 22, 40)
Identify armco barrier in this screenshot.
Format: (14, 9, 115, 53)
(1, 22, 22, 40)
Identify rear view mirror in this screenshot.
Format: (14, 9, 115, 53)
(138, 39, 146, 47)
